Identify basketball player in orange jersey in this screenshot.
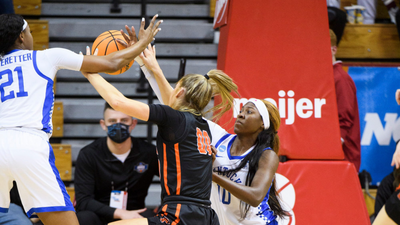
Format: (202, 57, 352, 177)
(81, 45, 238, 224)
(0, 14, 160, 225)
(130, 44, 289, 225)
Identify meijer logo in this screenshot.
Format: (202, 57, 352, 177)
(234, 90, 327, 125)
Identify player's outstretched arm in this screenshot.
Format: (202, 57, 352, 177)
(139, 44, 174, 105)
(81, 48, 150, 122)
(117, 27, 169, 105)
(80, 15, 162, 74)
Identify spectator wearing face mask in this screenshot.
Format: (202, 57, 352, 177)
(74, 102, 159, 225)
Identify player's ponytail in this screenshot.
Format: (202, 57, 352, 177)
(205, 69, 238, 121)
(175, 69, 238, 119)
(0, 14, 25, 61)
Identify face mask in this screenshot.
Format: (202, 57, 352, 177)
(107, 123, 131, 143)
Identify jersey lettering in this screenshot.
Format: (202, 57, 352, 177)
(217, 184, 231, 205)
(0, 66, 28, 102)
(196, 128, 211, 155)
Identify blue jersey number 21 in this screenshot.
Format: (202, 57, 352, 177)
(0, 66, 28, 102)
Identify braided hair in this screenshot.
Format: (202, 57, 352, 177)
(0, 14, 24, 60)
(221, 100, 288, 220)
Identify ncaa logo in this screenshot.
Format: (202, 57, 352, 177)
(218, 145, 226, 152)
(275, 173, 296, 225)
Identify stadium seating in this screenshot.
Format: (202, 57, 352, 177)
(13, 0, 41, 15)
(51, 144, 72, 181)
(337, 24, 400, 59)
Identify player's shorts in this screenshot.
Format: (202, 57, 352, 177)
(0, 128, 74, 218)
(148, 201, 219, 225)
(385, 188, 400, 223)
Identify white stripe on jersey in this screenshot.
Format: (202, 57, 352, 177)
(0, 48, 83, 136)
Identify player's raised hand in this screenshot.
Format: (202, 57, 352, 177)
(139, 44, 161, 73)
(117, 25, 137, 48)
(391, 142, 400, 169)
(138, 15, 162, 45)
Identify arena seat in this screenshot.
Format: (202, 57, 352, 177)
(276, 160, 370, 224)
(45, 18, 213, 43)
(51, 144, 72, 181)
(26, 20, 49, 50)
(337, 24, 400, 59)
(13, 0, 41, 16)
(41, 3, 208, 18)
(363, 189, 377, 216)
(66, 186, 75, 205)
(51, 101, 63, 137)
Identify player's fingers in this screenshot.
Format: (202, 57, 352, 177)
(116, 38, 128, 48)
(94, 48, 98, 56)
(153, 20, 163, 31)
(140, 17, 145, 31)
(125, 25, 132, 37)
(120, 29, 130, 42)
(86, 46, 91, 55)
(139, 52, 145, 60)
(211, 145, 217, 155)
(131, 26, 138, 43)
(153, 45, 156, 55)
(153, 28, 161, 37)
(148, 14, 158, 30)
(135, 208, 147, 213)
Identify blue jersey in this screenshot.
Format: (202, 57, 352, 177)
(0, 48, 83, 136)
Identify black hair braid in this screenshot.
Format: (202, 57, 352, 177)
(0, 14, 24, 60)
(222, 123, 288, 219)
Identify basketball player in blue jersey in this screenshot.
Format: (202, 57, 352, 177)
(0, 14, 161, 225)
(135, 45, 289, 224)
(80, 44, 238, 225)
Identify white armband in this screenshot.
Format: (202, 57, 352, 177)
(136, 58, 164, 104)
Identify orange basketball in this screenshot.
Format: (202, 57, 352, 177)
(92, 30, 134, 75)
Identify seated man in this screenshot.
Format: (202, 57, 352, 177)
(75, 102, 159, 225)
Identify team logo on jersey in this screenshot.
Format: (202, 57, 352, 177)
(218, 145, 226, 152)
(134, 162, 148, 173)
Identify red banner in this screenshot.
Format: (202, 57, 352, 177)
(216, 0, 343, 160)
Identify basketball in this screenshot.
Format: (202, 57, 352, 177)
(92, 30, 134, 75)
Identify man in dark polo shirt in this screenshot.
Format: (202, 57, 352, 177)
(75, 102, 159, 225)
